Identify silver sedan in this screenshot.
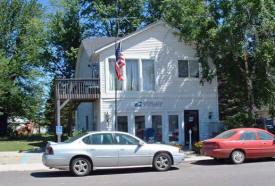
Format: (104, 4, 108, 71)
(42, 131, 185, 176)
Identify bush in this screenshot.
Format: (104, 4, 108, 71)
(224, 112, 255, 129)
(193, 141, 203, 154)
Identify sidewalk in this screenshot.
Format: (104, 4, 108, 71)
(0, 149, 212, 172)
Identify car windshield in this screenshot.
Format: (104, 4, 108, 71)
(214, 130, 237, 139)
(64, 132, 88, 143)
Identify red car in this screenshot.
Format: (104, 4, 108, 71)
(201, 128, 275, 164)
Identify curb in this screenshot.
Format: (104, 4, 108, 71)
(0, 156, 213, 172)
(0, 163, 50, 172)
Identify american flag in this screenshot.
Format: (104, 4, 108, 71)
(115, 42, 125, 81)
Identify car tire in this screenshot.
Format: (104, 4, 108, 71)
(153, 152, 172, 171)
(231, 150, 245, 164)
(70, 157, 92, 176)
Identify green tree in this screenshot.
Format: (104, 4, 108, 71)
(44, 0, 84, 136)
(162, 0, 274, 127)
(144, 0, 165, 24)
(0, 0, 47, 136)
(81, 0, 145, 36)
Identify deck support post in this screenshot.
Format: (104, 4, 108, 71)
(56, 99, 61, 143)
(55, 78, 100, 142)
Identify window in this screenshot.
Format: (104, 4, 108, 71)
(152, 115, 162, 142)
(169, 115, 179, 143)
(142, 60, 155, 91)
(117, 116, 128, 132)
(239, 131, 257, 141)
(189, 60, 199, 78)
(83, 133, 114, 145)
(114, 134, 139, 145)
(178, 60, 188, 77)
(257, 131, 274, 140)
(215, 130, 237, 139)
(64, 132, 88, 143)
(109, 59, 122, 90)
(126, 59, 139, 91)
(178, 60, 199, 78)
(135, 116, 145, 140)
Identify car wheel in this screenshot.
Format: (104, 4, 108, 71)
(231, 150, 245, 164)
(70, 157, 91, 176)
(153, 152, 172, 171)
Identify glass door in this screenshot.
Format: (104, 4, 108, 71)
(135, 116, 145, 140)
(169, 115, 179, 143)
(152, 115, 162, 143)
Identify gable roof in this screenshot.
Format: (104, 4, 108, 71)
(76, 21, 181, 77)
(81, 37, 118, 57)
(94, 21, 178, 54)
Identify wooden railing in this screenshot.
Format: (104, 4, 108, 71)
(55, 79, 100, 100)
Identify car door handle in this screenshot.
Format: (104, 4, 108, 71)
(90, 149, 95, 151)
(120, 149, 125, 151)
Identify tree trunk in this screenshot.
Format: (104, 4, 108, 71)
(244, 57, 255, 122)
(0, 113, 8, 136)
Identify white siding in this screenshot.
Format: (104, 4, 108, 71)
(74, 44, 97, 131)
(76, 103, 93, 131)
(76, 22, 220, 143)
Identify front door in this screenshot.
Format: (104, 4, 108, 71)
(184, 110, 199, 146)
(83, 133, 119, 167)
(114, 133, 151, 166)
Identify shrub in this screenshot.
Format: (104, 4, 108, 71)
(193, 141, 203, 154)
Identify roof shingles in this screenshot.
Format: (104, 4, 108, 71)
(82, 37, 118, 56)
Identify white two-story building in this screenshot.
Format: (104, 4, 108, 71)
(74, 21, 221, 146)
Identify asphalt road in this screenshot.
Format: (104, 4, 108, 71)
(0, 159, 275, 186)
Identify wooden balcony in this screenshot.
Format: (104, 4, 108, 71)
(55, 79, 100, 101)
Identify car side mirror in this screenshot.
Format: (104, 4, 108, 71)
(139, 141, 145, 146)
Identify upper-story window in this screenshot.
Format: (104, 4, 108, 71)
(142, 60, 155, 91)
(126, 59, 139, 91)
(109, 59, 122, 90)
(178, 60, 199, 78)
(108, 58, 155, 91)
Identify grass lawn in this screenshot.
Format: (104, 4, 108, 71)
(0, 140, 46, 152)
(0, 134, 56, 152)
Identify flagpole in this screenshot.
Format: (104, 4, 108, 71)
(114, 0, 119, 131)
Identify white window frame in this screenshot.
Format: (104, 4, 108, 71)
(106, 58, 124, 92)
(125, 58, 140, 92)
(141, 59, 156, 92)
(106, 57, 156, 92)
(178, 59, 200, 79)
(167, 113, 180, 143)
(151, 112, 164, 143)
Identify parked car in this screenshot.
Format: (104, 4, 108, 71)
(43, 131, 184, 176)
(201, 128, 275, 164)
(266, 119, 275, 134)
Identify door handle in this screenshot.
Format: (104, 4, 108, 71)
(90, 149, 95, 151)
(120, 149, 125, 151)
